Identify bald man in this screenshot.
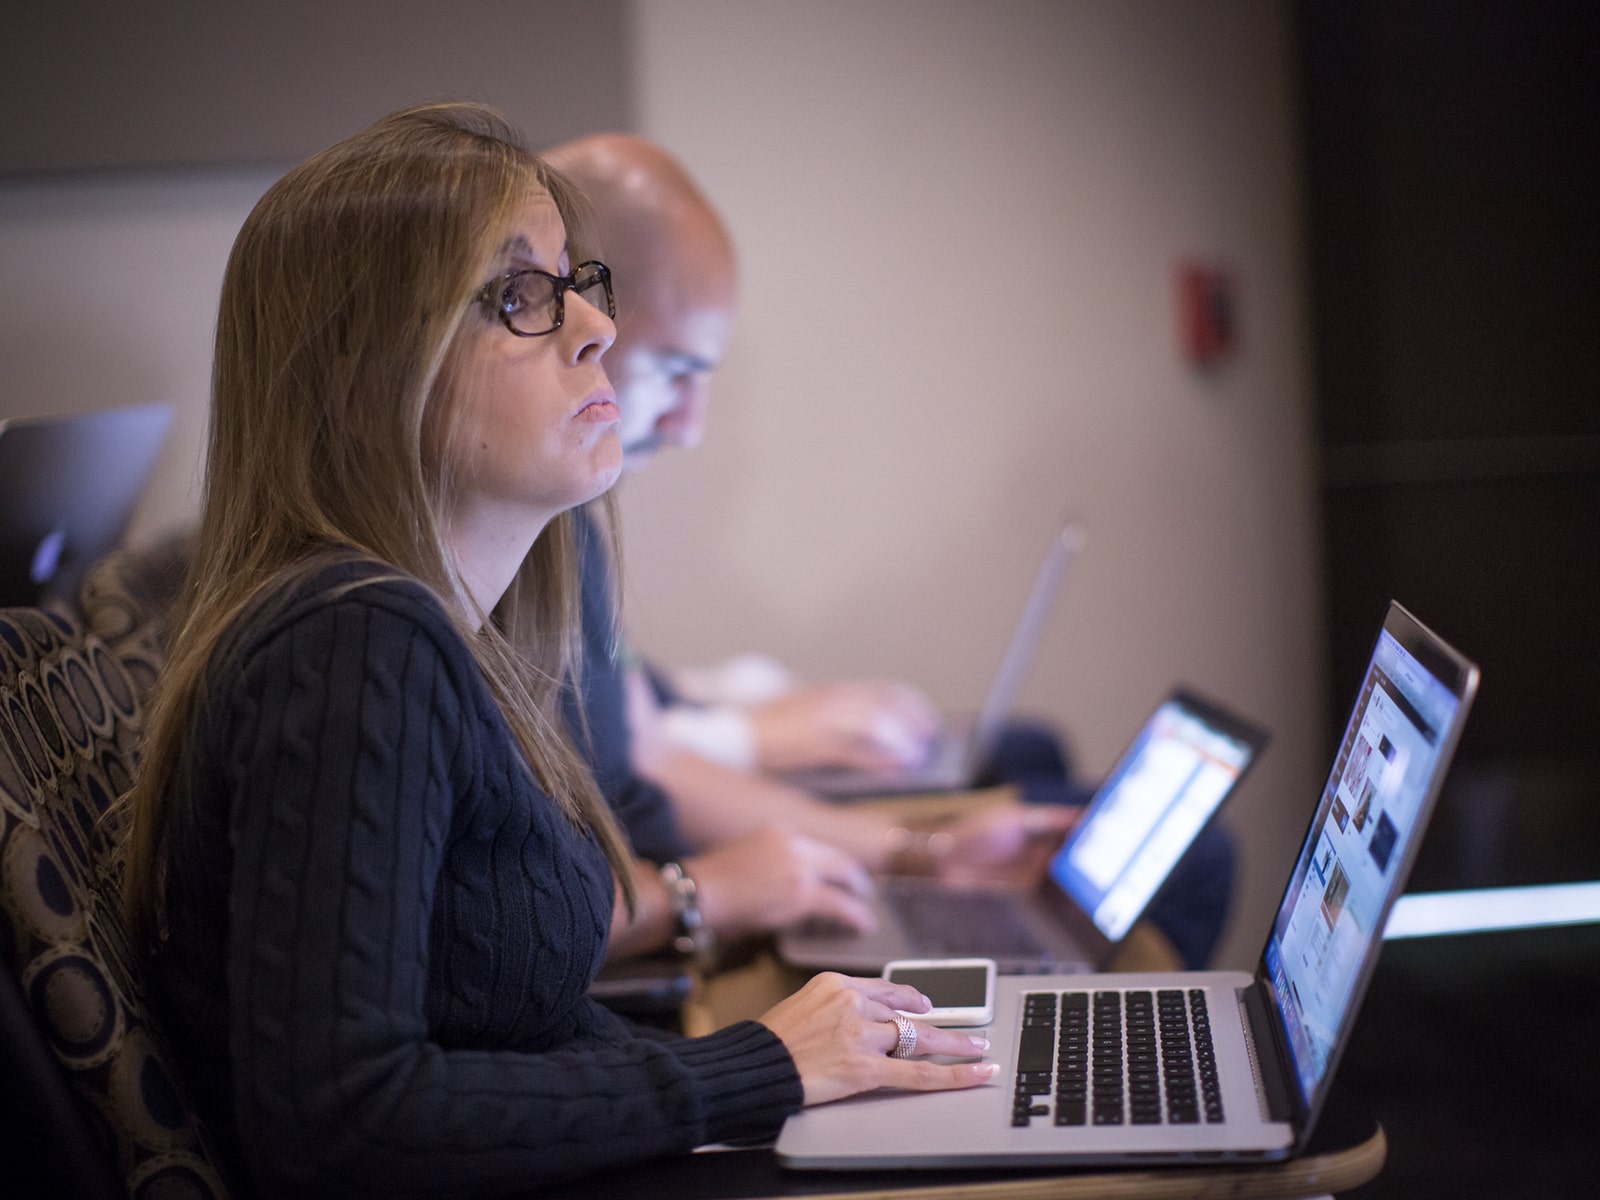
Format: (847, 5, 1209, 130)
(562, 137, 736, 473)
(542, 135, 1080, 970)
(548, 133, 956, 777)
(547, 135, 1233, 972)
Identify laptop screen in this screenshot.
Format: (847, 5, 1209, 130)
(1050, 691, 1266, 943)
(963, 523, 1083, 769)
(0, 402, 174, 607)
(1264, 610, 1475, 1114)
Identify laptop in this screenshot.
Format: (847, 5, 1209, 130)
(776, 600, 1479, 1168)
(784, 523, 1083, 799)
(0, 403, 175, 608)
(779, 687, 1269, 974)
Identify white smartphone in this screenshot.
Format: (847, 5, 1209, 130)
(882, 957, 997, 1027)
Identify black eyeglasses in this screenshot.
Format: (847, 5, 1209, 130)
(476, 259, 614, 337)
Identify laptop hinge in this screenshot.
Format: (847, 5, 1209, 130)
(1240, 980, 1295, 1124)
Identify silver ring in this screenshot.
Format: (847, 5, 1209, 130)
(888, 1012, 919, 1059)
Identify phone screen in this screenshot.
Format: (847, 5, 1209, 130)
(887, 965, 990, 1007)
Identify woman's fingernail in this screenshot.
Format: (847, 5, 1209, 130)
(969, 1036, 990, 1051)
(976, 1062, 1001, 1079)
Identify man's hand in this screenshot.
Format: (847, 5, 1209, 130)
(688, 826, 878, 942)
(747, 681, 941, 773)
(926, 803, 1082, 889)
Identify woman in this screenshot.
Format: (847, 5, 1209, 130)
(118, 102, 994, 1197)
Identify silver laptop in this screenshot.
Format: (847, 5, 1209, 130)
(777, 601, 1478, 1168)
(784, 523, 1083, 799)
(779, 688, 1268, 973)
(0, 403, 175, 608)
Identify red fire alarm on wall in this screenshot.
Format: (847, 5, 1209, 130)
(1176, 260, 1235, 366)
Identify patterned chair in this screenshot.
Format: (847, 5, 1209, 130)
(74, 532, 194, 696)
(0, 605, 231, 1199)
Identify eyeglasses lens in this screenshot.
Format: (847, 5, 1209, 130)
(490, 263, 611, 335)
(500, 273, 559, 336)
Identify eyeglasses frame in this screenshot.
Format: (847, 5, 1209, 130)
(477, 259, 615, 338)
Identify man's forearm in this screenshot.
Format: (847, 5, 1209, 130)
(607, 858, 676, 960)
(639, 745, 895, 870)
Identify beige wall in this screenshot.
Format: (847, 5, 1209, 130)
(1, 0, 630, 546)
(0, 0, 1325, 969)
(620, 1, 1327, 967)
(0, 169, 277, 545)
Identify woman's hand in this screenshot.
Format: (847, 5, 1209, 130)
(758, 972, 999, 1107)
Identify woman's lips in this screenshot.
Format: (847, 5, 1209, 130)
(577, 393, 620, 423)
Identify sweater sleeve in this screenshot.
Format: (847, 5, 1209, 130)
(220, 581, 799, 1197)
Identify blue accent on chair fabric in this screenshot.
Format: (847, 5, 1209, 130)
(0, 604, 232, 1199)
(73, 533, 192, 693)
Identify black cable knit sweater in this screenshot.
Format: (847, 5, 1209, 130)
(152, 557, 801, 1197)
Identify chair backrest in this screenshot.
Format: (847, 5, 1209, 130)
(0, 605, 231, 1199)
(75, 532, 194, 698)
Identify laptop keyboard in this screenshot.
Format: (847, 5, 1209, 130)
(886, 885, 1050, 960)
(1012, 989, 1224, 1128)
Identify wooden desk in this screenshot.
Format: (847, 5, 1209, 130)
(533, 1082, 1384, 1200)
(685, 786, 1186, 1033)
(683, 916, 1180, 1037)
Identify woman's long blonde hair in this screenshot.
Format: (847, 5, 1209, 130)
(120, 101, 635, 950)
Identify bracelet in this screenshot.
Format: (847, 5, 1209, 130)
(659, 861, 718, 970)
(883, 825, 956, 875)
